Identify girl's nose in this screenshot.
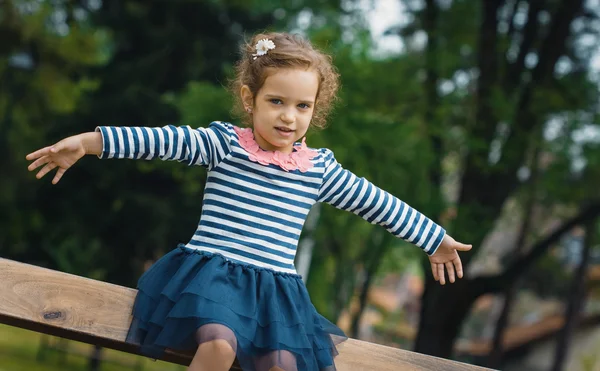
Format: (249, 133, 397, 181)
(280, 111, 295, 124)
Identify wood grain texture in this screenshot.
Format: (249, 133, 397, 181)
(0, 258, 494, 370)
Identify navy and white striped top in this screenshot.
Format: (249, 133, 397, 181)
(96, 121, 446, 274)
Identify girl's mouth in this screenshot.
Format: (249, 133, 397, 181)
(275, 127, 295, 136)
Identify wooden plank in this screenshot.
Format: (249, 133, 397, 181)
(0, 258, 494, 370)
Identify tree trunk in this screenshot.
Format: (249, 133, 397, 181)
(88, 345, 103, 371)
(349, 230, 390, 338)
(487, 142, 541, 368)
(423, 0, 442, 194)
(458, 0, 504, 227)
(414, 277, 477, 358)
(332, 253, 353, 323)
(350, 266, 375, 338)
(551, 218, 597, 371)
(487, 284, 518, 366)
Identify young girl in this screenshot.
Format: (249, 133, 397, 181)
(26, 32, 471, 371)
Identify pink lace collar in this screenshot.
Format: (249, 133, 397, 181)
(233, 126, 318, 172)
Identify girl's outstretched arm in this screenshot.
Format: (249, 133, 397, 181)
(26, 132, 102, 184)
(94, 122, 232, 168)
(317, 149, 471, 285)
(27, 122, 234, 184)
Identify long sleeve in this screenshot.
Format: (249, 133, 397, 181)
(94, 121, 233, 169)
(317, 149, 446, 255)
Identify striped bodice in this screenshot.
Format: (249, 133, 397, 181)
(96, 121, 445, 274)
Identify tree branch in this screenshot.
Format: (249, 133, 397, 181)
(0, 0, 23, 56)
(505, 0, 544, 92)
(531, 0, 583, 83)
(551, 216, 597, 371)
(505, 0, 520, 44)
(474, 201, 600, 295)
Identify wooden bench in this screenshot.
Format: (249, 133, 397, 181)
(0, 257, 494, 371)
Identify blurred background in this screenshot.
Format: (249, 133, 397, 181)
(2, 0, 600, 370)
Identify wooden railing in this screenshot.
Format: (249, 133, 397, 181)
(0, 258, 494, 371)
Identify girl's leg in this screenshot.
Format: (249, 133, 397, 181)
(188, 340, 236, 371)
(187, 323, 238, 371)
(255, 350, 298, 371)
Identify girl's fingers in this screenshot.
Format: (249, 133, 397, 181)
(26, 146, 53, 161)
(36, 162, 57, 179)
(50, 141, 66, 154)
(52, 167, 67, 184)
(454, 257, 464, 279)
(28, 155, 51, 171)
(445, 261, 456, 283)
(455, 243, 473, 251)
(431, 262, 439, 281)
(437, 264, 445, 285)
(26, 140, 67, 161)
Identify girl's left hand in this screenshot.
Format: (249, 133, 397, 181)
(428, 234, 472, 285)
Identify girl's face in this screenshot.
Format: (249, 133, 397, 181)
(241, 68, 319, 153)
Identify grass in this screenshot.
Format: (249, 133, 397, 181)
(0, 324, 185, 371)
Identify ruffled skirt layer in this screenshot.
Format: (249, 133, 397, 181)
(126, 245, 347, 370)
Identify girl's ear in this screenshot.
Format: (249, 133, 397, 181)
(240, 85, 254, 110)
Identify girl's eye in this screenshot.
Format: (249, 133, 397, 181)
(298, 103, 310, 109)
(270, 99, 282, 105)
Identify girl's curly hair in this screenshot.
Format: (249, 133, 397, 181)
(229, 32, 340, 129)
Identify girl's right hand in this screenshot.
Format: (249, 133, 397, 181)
(26, 134, 87, 184)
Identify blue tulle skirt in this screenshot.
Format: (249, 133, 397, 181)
(126, 245, 347, 370)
